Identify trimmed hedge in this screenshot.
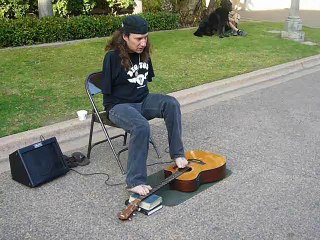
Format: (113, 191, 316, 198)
(0, 12, 179, 48)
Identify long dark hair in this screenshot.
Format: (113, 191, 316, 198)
(105, 28, 151, 70)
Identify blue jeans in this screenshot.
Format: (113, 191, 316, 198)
(108, 93, 185, 188)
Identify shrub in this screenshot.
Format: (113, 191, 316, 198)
(0, 0, 135, 18)
(0, 0, 37, 18)
(142, 0, 174, 13)
(53, 0, 97, 17)
(142, 0, 206, 27)
(142, 0, 164, 13)
(0, 12, 179, 47)
(144, 11, 179, 30)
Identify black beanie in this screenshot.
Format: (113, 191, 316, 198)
(122, 15, 148, 34)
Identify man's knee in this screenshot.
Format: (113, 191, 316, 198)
(165, 96, 181, 109)
(161, 96, 181, 119)
(132, 120, 150, 136)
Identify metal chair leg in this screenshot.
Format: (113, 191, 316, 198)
(99, 124, 126, 174)
(117, 147, 128, 175)
(123, 132, 128, 146)
(87, 113, 95, 159)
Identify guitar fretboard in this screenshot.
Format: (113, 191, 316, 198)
(139, 167, 190, 201)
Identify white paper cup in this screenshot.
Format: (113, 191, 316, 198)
(77, 110, 88, 121)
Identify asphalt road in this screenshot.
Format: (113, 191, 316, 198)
(1, 64, 319, 239)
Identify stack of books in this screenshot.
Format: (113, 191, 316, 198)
(127, 193, 163, 216)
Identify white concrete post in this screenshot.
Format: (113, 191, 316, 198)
(133, 0, 143, 14)
(289, 0, 299, 16)
(38, 0, 53, 18)
(281, 0, 305, 42)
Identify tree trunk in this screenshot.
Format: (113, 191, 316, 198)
(38, 0, 53, 18)
(174, 0, 205, 27)
(206, 0, 219, 15)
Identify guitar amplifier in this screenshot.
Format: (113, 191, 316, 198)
(9, 137, 69, 187)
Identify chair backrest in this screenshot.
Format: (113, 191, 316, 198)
(86, 71, 103, 96)
(85, 71, 117, 127)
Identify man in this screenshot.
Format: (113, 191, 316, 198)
(102, 15, 188, 196)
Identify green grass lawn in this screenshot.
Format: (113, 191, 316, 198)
(0, 21, 320, 138)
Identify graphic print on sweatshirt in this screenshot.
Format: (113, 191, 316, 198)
(127, 62, 149, 89)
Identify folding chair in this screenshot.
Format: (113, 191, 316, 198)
(85, 71, 161, 174)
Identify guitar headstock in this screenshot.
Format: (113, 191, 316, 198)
(118, 199, 141, 221)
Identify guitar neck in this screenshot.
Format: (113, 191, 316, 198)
(139, 167, 190, 201)
(118, 168, 189, 221)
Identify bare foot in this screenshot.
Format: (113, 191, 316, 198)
(128, 185, 152, 196)
(175, 157, 188, 168)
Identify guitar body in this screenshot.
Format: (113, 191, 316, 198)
(164, 150, 226, 192)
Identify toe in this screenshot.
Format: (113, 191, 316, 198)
(128, 185, 146, 195)
(175, 157, 188, 168)
(145, 185, 152, 190)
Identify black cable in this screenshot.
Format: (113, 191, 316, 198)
(105, 180, 125, 187)
(69, 168, 125, 187)
(164, 146, 170, 153)
(70, 168, 109, 177)
(40, 135, 46, 141)
(69, 154, 174, 187)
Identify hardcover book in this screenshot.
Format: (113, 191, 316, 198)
(138, 204, 163, 216)
(128, 193, 162, 210)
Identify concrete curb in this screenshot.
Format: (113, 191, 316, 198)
(1, 54, 320, 172)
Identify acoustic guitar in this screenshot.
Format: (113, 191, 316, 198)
(118, 150, 226, 220)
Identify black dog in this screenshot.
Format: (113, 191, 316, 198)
(194, 1, 232, 38)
